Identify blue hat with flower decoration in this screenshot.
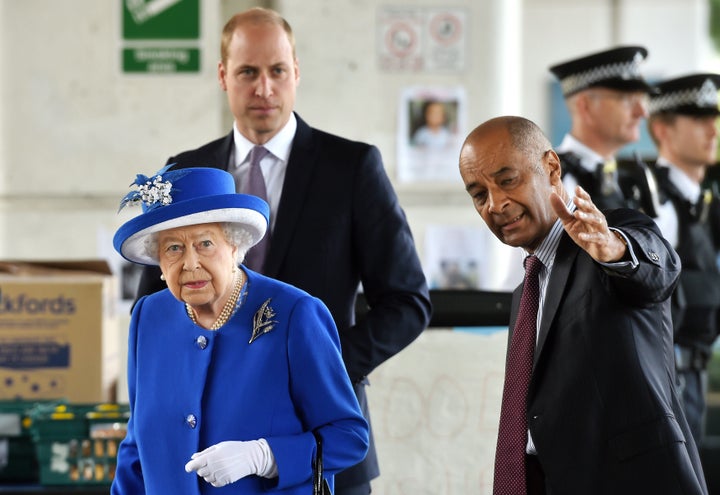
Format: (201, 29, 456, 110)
(113, 166, 269, 265)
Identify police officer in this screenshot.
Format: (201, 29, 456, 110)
(549, 46, 659, 214)
(647, 72, 720, 446)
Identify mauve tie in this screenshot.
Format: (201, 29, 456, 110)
(493, 254, 542, 495)
(242, 146, 270, 272)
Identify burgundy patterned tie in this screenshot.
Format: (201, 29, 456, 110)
(242, 146, 270, 272)
(493, 255, 542, 495)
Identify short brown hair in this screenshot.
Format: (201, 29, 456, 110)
(220, 8, 296, 65)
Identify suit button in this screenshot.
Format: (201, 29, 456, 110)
(196, 336, 208, 350)
(186, 414, 197, 429)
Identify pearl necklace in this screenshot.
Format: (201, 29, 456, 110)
(186, 270, 244, 330)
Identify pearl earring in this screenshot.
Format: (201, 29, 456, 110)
(160, 274, 166, 281)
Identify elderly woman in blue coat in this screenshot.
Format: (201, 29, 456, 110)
(111, 166, 369, 494)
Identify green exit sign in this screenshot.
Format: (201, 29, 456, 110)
(123, 0, 199, 40)
(122, 0, 200, 73)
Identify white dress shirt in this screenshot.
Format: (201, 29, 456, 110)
(652, 156, 702, 249)
(230, 114, 297, 233)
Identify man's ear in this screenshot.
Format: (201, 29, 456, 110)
(648, 118, 666, 142)
(546, 150, 568, 199)
(546, 149, 562, 183)
(218, 61, 228, 91)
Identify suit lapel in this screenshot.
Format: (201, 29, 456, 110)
(507, 285, 522, 340)
(533, 233, 577, 368)
(216, 133, 234, 171)
(264, 114, 319, 278)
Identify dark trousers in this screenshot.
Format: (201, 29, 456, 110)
(335, 482, 371, 495)
(676, 367, 708, 447)
(526, 455, 547, 495)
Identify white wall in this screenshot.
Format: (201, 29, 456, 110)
(0, 0, 714, 261)
(2, 0, 712, 262)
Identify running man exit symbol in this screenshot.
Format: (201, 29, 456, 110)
(126, 0, 182, 24)
(122, 0, 199, 40)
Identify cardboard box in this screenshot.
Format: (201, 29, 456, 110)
(0, 261, 118, 403)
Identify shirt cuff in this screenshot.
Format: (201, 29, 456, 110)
(598, 228, 638, 273)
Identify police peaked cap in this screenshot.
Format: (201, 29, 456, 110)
(549, 45, 652, 97)
(649, 73, 720, 116)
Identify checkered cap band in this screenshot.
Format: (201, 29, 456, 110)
(560, 52, 644, 96)
(649, 78, 719, 114)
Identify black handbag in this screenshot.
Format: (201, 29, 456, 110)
(313, 432, 332, 495)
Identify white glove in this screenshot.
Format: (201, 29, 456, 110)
(184, 438, 277, 487)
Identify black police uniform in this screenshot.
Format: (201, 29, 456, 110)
(653, 166, 720, 443)
(648, 72, 720, 445)
(558, 151, 660, 214)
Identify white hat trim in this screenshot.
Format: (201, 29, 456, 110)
(649, 78, 719, 114)
(561, 52, 644, 96)
(120, 208, 268, 265)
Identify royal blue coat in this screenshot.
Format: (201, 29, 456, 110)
(111, 269, 369, 494)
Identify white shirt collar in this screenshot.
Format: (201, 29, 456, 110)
(656, 156, 702, 202)
(232, 113, 297, 166)
(556, 134, 606, 173)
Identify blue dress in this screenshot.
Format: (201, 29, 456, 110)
(111, 269, 369, 494)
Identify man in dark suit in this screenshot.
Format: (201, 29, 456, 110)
(135, 8, 432, 495)
(459, 115, 707, 494)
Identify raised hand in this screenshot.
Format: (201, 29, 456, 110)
(550, 186, 627, 263)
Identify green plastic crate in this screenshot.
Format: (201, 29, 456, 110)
(30, 402, 129, 486)
(0, 436, 38, 482)
(0, 399, 65, 482)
